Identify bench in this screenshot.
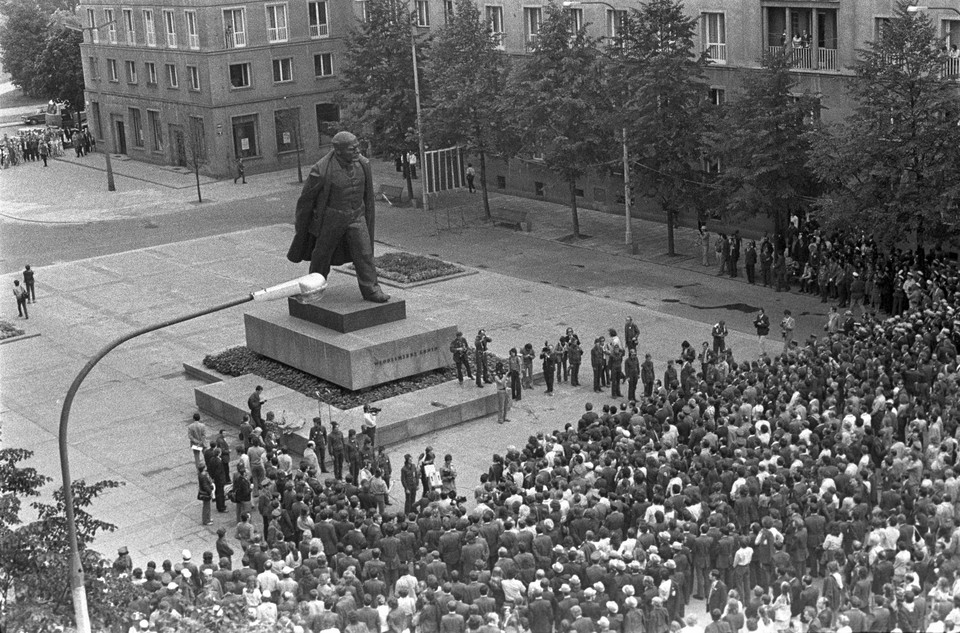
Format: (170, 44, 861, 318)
(379, 184, 405, 205)
(492, 208, 531, 231)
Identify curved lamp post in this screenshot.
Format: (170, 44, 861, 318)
(59, 273, 327, 632)
(906, 5, 960, 16)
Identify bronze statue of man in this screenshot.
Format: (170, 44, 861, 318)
(287, 131, 390, 303)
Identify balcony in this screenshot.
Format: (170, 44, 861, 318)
(705, 43, 726, 64)
(818, 47, 838, 71)
(766, 45, 837, 71)
(946, 57, 960, 80)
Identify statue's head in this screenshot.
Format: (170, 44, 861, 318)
(332, 131, 360, 163)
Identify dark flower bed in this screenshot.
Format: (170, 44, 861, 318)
(204, 346, 462, 410)
(0, 320, 25, 341)
(359, 252, 464, 284)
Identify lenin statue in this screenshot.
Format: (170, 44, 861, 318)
(287, 131, 390, 303)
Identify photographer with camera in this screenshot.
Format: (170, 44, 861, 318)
(361, 403, 380, 447)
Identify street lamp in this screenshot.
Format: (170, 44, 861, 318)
(907, 5, 960, 15)
(562, 0, 633, 248)
(59, 15, 117, 191)
(58, 273, 326, 632)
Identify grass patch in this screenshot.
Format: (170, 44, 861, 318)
(0, 320, 25, 341)
(363, 252, 464, 284)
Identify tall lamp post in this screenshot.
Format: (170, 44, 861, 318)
(563, 0, 632, 246)
(60, 16, 116, 191)
(58, 273, 327, 632)
(906, 5, 960, 16)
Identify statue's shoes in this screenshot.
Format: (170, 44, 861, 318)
(364, 292, 391, 303)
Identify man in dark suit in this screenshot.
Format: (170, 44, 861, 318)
(705, 609, 732, 633)
(526, 592, 554, 633)
(706, 569, 728, 615)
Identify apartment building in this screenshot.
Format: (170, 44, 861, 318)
(478, 0, 960, 214)
(79, 0, 363, 176)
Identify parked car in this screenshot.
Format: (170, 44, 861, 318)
(21, 108, 47, 125)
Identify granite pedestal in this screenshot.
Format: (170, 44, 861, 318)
(245, 286, 457, 391)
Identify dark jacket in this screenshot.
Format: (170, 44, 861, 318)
(287, 151, 376, 266)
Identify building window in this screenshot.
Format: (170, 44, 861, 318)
(122, 8, 135, 44)
(229, 62, 252, 88)
(565, 7, 583, 33)
(89, 56, 100, 80)
(444, 0, 454, 24)
(524, 7, 542, 47)
(166, 63, 178, 88)
(315, 103, 340, 146)
(232, 114, 260, 158)
(107, 58, 119, 82)
(416, 0, 430, 27)
(266, 4, 288, 42)
(163, 10, 177, 48)
(148, 110, 162, 151)
(223, 8, 246, 47)
(874, 17, 891, 41)
(703, 157, 721, 174)
(496, 175, 506, 189)
(185, 11, 200, 49)
(145, 62, 157, 85)
(314, 53, 333, 77)
(486, 6, 504, 49)
(105, 9, 117, 43)
(702, 12, 726, 63)
(606, 9, 626, 41)
(144, 10, 156, 46)
(944, 20, 960, 78)
(272, 57, 293, 83)
(357, 1, 368, 22)
(274, 108, 300, 153)
(189, 117, 206, 162)
(130, 108, 144, 147)
(709, 87, 725, 106)
(125, 60, 137, 83)
(187, 65, 200, 90)
(87, 9, 99, 43)
(534, 181, 544, 197)
(309, 1, 329, 38)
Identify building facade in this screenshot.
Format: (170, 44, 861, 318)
(77, 0, 959, 188)
(79, 0, 365, 177)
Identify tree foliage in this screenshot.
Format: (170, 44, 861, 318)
(0, 4, 85, 107)
(711, 49, 818, 237)
(806, 0, 960, 245)
(340, 0, 428, 160)
(425, 0, 509, 218)
(0, 444, 123, 631)
(506, 2, 613, 238)
(620, 0, 708, 255)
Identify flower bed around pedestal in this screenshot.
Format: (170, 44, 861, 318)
(203, 346, 458, 410)
(203, 346, 506, 410)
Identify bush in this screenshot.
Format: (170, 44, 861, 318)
(203, 347, 460, 409)
(0, 320, 25, 341)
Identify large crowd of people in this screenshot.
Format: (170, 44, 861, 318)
(0, 128, 92, 169)
(93, 229, 960, 633)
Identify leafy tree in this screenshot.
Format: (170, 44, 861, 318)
(425, 0, 509, 219)
(506, 2, 612, 238)
(1, 443, 123, 631)
(620, 0, 708, 255)
(711, 48, 818, 239)
(340, 0, 429, 201)
(0, 1, 48, 97)
(807, 0, 960, 245)
(33, 16, 86, 109)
